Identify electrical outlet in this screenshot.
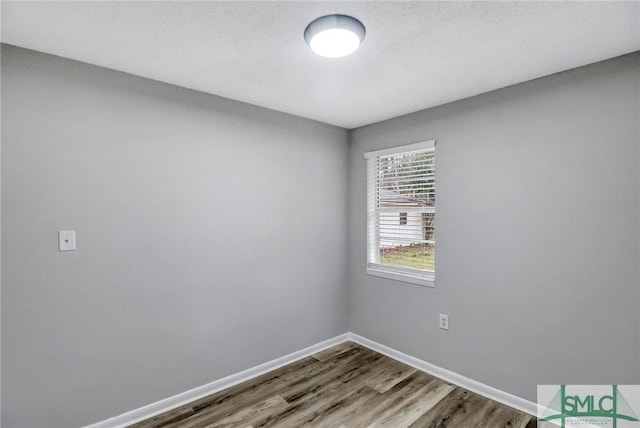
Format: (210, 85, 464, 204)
(439, 313, 449, 330)
(58, 230, 76, 252)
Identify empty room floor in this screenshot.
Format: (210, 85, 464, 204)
(130, 342, 536, 427)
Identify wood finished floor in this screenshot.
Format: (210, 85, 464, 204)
(130, 342, 537, 428)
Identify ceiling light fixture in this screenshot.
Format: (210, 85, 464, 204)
(304, 14, 366, 58)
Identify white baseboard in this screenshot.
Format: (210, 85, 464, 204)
(347, 332, 538, 417)
(86, 331, 538, 427)
(84, 333, 351, 428)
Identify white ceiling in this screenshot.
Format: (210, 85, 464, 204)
(2, 1, 639, 129)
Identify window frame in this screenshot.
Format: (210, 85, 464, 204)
(364, 140, 436, 287)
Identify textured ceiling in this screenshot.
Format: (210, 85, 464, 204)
(2, 1, 639, 129)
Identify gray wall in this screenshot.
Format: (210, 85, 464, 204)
(1, 45, 349, 428)
(348, 52, 640, 403)
(3, 42, 639, 428)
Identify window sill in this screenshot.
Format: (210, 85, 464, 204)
(366, 267, 435, 288)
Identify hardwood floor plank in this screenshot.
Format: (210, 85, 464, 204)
(186, 355, 318, 412)
(279, 348, 383, 403)
(368, 379, 456, 427)
(416, 387, 492, 427)
(408, 386, 471, 427)
(364, 357, 418, 393)
(473, 400, 507, 426)
(208, 395, 289, 428)
(132, 355, 320, 428)
(481, 403, 533, 428)
(130, 343, 536, 428)
(409, 387, 533, 428)
(254, 348, 405, 427)
(153, 357, 319, 428)
(336, 371, 435, 425)
(443, 395, 502, 427)
(311, 341, 359, 361)
(161, 395, 287, 428)
(162, 346, 377, 428)
(298, 386, 379, 427)
(254, 385, 373, 427)
(258, 356, 389, 426)
(296, 386, 379, 427)
(169, 347, 368, 426)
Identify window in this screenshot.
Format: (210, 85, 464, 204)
(399, 212, 408, 225)
(365, 140, 435, 286)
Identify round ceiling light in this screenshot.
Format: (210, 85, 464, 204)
(304, 14, 366, 58)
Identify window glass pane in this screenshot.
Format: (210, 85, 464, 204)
(380, 242, 434, 271)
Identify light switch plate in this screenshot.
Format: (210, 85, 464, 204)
(439, 313, 449, 330)
(58, 230, 76, 252)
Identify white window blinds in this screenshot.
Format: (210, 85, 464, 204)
(365, 141, 435, 285)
